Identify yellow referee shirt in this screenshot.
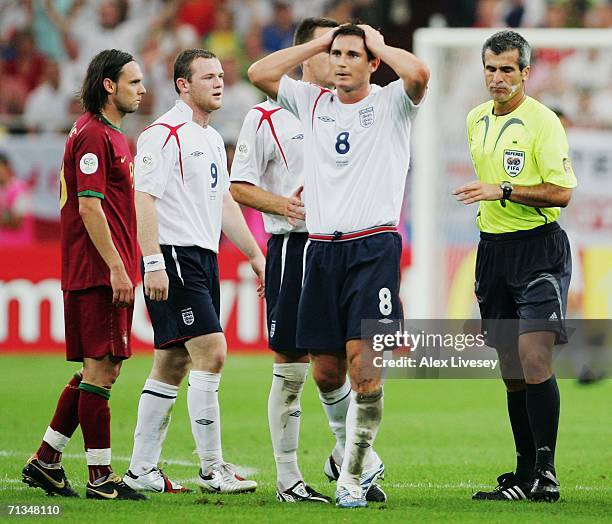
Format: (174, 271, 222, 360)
(466, 96, 577, 234)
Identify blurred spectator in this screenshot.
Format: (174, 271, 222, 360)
(149, 51, 179, 119)
(2, 28, 47, 94)
(48, 0, 162, 70)
(34, 0, 82, 62)
(0, 0, 31, 42)
(261, 1, 296, 52)
(176, 0, 217, 38)
(140, 3, 198, 72)
(542, 0, 572, 27)
(505, 0, 526, 26)
(472, 0, 506, 27)
(212, 56, 262, 142)
(241, 27, 265, 78)
(583, 0, 612, 27)
(23, 60, 72, 133)
(324, 0, 355, 24)
(0, 152, 33, 246)
(0, 74, 28, 119)
(204, 5, 242, 59)
(230, 0, 269, 36)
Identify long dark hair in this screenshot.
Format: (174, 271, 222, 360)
(79, 49, 134, 114)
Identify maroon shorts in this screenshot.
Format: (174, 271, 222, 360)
(63, 286, 133, 362)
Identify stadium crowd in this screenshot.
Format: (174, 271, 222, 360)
(1, 0, 611, 244)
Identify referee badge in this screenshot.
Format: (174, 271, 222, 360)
(503, 149, 525, 177)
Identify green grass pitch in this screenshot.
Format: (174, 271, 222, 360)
(0, 354, 610, 522)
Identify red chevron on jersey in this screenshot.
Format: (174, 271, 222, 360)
(253, 105, 288, 169)
(143, 122, 187, 180)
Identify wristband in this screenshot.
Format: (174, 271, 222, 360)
(143, 253, 166, 272)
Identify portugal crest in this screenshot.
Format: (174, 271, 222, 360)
(359, 106, 374, 128)
(503, 149, 525, 177)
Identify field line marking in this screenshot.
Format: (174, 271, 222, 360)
(0, 450, 258, 477)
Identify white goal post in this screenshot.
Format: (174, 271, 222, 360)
(409, 28, 612, 319)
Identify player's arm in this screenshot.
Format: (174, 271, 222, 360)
(78, 197, 134, 307)
(359, 24, 429, 104)
(452, 181, 572, 207)
(248, 28, 336, 99)
(230, 183, 305, 225)
(230, 107, 304, 224)
(222, 191, 266, 296)
(135, 190, 169, 301)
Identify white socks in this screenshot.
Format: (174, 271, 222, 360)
(268, 362, 309, 490)
(337, 389, 383, 488)
(319, 380, 351, 465)
(188, 370, 223, 472)
(128, 379, 178, 476)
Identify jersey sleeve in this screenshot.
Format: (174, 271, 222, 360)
(74, 125, 112, 199)
(230, 108, 272, 187)
(134, 125, 178, 198)
(535, 114, 577, 188)
(277, 75, 316, 122)
(383, 78, 424, 121)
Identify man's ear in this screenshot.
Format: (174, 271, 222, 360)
(176, 77, 188, 94)
(521, 64, 530, 82)
(369, 57, 381, 74)
(103, 77, 116, 95)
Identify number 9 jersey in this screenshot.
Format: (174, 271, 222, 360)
(134, 100, 229, 252)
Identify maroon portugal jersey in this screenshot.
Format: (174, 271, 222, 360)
(60, 112, 138, 291)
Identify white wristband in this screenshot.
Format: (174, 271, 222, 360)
(143, 253, 166, 273)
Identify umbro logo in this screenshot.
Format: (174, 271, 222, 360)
(291, 133, 304, 139)
(195, 418, 214, 425)
(289, 410, 301, 417)
(317, 116, 335, 123)
(190, 150, 204, 156)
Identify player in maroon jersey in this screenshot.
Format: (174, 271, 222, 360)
(22, 49, 147, 501)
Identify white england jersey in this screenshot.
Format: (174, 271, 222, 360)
(134, 100, 229, 252)
(230, 100, 306, 235)
(277, 75, 420, 234)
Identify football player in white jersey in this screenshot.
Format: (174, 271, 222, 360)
(232, 17, 385, 504)
(248, 24, 429, 508)
(123, 49, 265, 495)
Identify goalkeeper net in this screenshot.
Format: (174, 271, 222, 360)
(407, 28, 612, 319)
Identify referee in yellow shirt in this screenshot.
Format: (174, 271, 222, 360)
(454, 30, 577, 503)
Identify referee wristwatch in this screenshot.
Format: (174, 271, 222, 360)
(500, 181, 513, 207)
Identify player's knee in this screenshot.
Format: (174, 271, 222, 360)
(312, 366, 344, 392)
(519, 350, 549, 377)
(104, 362, 122, 387)
(173, 355, 192, 382)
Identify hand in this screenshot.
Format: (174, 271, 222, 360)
(453, 181, 503, 205)
(144, 269, 169, 301)
(249, 253, 266, 298)
(284, 185, 305, 226)
(313, 26, 337, 51)
(110, 265, 134, 307)
(358, 24, 385, 56)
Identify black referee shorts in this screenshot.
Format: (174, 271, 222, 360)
(475, 222, 571, 348)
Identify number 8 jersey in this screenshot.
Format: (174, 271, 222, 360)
(134, 100, 229, 252)
(277, 75, 421, 234)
